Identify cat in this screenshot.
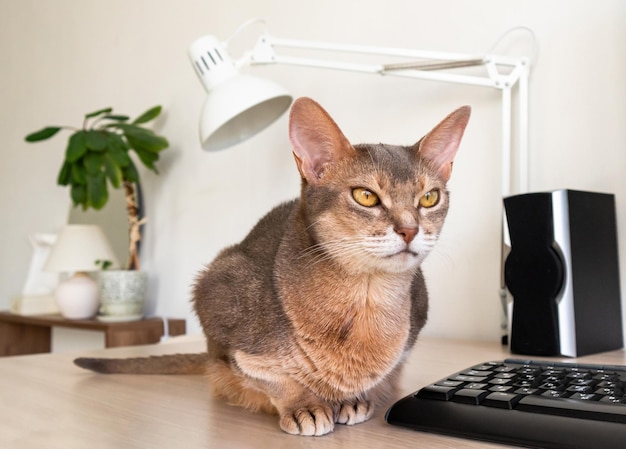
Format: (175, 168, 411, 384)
(74, 97, 470, 436)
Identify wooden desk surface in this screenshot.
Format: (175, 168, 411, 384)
(1, 336, 625, 449)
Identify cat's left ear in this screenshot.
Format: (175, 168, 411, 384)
(289, 97, 356, 184)
(416, 106, 471, 182)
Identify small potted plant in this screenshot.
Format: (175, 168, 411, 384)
(25, 106, 169, 320)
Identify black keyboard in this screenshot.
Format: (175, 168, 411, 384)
(385, 359, 626, 449)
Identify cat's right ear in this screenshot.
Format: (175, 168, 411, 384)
(289, 97, 355, 184)
(416, 105, 471, 182)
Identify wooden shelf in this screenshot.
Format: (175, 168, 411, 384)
(0, 311, 186, 356)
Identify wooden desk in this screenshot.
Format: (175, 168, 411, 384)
(0, 311, 186, 356)
(0, 336, 624, 449)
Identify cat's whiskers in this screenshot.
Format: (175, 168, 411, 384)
(304, 218, 324, 233)
(302, 239, 366, 262)
(299, 232, 433, 273)
(299, 236, 383, 269)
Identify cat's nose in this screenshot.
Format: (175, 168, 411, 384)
(395, 226, 418, 244)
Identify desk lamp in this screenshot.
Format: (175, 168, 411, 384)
(44, 224, 119, 320)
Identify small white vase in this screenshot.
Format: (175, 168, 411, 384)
(98, 270, 147, 322)
(55, 273, 99, 320)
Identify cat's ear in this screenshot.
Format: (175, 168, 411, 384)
(416, 105, 471, 182)
(289, 97, 355, 184)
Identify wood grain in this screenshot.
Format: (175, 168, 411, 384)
(0, 336, 623, 449)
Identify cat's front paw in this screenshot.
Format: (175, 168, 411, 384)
(336, 400, 374, 425)
(279, 404, 334, 436)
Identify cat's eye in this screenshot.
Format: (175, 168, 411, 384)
(352, 188, 380, 207)
(419, 189, 440, 208)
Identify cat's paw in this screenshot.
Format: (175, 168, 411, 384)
(279, 404, 334, 436)
(336, 400, 374, 425)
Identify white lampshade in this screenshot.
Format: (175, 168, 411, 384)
(189, 35, 292, 152)
(44, 224, 119, 273)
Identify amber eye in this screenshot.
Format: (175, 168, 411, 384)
(352, 188, 380, 207)
(419, 189, 440, 208)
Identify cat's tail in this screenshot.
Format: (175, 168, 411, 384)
(73, 353, 210, 374)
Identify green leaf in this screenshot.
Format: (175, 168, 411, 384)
(71, 163, 87, 185)
(25, 127, 61, 142)
(83, 152, 104, 175)
(103, 154, 122, 188)
(84, 130, 109, 151)
(132, 105, 162, 125)
(71, 183, 87, 207)
(57, 162, 72, 186)
(107, 123, 168, 149)
(103, 115, 129, 121)
(95, 259, 113, 270)
(106, 134, 131, 167)
(65, 131, 87, 163)
(122, 126, 168, 152)
(86, 172, 108, 210)
(121, 159, 140, 183)
(133, 147, 159, 173)
(85, 107, 113, 119)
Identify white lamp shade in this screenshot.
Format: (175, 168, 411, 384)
(199, 74, 292, 151)
(44, 224, 119, 273)
(189, 34, 292, 151)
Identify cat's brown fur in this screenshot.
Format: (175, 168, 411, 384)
(74, 97, 470, 436)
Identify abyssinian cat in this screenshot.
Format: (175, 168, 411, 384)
(75, 97, 470, 436)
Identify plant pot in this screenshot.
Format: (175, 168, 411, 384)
(97, 270, 147, 322)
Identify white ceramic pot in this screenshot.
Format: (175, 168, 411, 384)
(98, 270, 147, 322)
(55, 273, 99, 320)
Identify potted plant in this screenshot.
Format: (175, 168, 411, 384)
(25, 106, 169, 320)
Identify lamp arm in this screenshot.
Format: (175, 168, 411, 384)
(244, 34, 529, 90)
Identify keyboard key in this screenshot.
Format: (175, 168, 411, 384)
(452, 388, 490, 405)
(600, 396, 625, 404)
(539, 381, 565, 391)
(567, 385, 593, 394)
(593, 372, 620, 381)
(451, 375, 488, 383)
(597, 380, 620, 388)
(541, 369, 565, 378)
(461, 369, 493, 377)
(489, 385, 513, 393)
(472, 363, 498, 371)
(595, 387, 621, 396)
(488, 378, 512, 386)
(464, 382, 488, 390)
(519, 367, 541, 376)
(514, 387, 538, 395)
(436, 380, 464, 388)
(567, 371, 592, 380)
(570, 376, 594, 383)
(541, 390, 568, 398)
(516, 395, 626, 423)
(569, 393, 599, 401)
(494, 366, 517, 373)
(416, 384, 458, 401)
(482, 392, 522, 409)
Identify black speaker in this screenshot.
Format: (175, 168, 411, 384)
(504, 189, 623, 357)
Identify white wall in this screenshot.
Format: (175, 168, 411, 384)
(1, 0, 625, 344)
